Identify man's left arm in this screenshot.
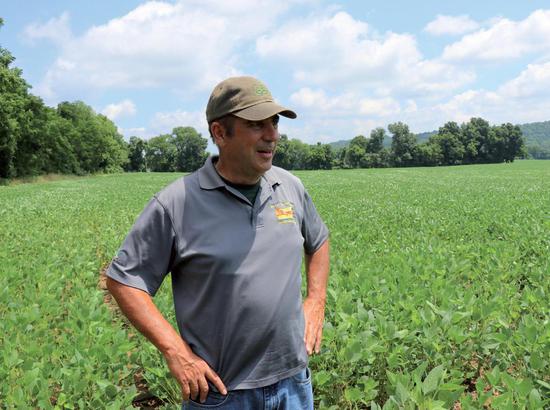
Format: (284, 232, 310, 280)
(303, 239, 330, 355)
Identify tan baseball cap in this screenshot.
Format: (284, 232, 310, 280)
(206, 76, 297, 122)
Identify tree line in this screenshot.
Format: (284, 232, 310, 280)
(1, 17, 528, 180)
(126, 128, 207, 173)
(122, 118, 526, 174)
(333, 119, 526, 169)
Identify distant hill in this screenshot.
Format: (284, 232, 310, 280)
(327, 120, 550, 154)
(416, 131, 437, 142)
(329, 136, 392, 150)
(328, 140, 351, 150)
(518, 120, 550, 145)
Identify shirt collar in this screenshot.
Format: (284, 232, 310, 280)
(198, 156, 225, 189)
(198, 155, 282, 190)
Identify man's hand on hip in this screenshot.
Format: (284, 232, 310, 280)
(164, 348, 227, 403)
(303, 295, 326, 355)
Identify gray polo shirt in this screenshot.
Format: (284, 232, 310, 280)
(107, 156, 329, 390)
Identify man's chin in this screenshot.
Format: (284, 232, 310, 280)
(257, 161, 273, 175)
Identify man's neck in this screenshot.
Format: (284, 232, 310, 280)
(214, 158, 262, 185)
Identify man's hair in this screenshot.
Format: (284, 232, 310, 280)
(208, 114, 236, 143)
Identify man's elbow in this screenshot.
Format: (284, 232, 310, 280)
(106, 276, 122, 295)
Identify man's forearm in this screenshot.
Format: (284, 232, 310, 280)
(305, 239, 330, 301)
(303, 239, 330, 355)
(106, 277, 191, 357)
(106, 277, 228, 400)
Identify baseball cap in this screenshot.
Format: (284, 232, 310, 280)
(206, 76, 297, 123)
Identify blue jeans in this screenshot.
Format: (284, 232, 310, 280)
(182, 367, 314, 409)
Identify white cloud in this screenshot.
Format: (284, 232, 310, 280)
(28, 0, 299, 102)
(257, 11, 474, 96)
(404, 100, 418, 114)
(101, 99, 136, 120)
(359, 97, 400, 116)
(150, 109, 207, 135)
(432, 61, 550, 125)
(119, 127, 147, 139)
(290, 88, 356, 114)
(23, 11, 72, 46)
(443, 9, 550, 62)
(424, 14, 480, 36)
(498, 61, 550, 98)
(290, 87, 401, 118)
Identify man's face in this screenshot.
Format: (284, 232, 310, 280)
(217, 115, 280, 182)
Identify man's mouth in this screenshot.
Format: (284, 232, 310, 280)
(257, 148, 274, 159)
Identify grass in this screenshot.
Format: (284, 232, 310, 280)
(0, 160, 548, 409)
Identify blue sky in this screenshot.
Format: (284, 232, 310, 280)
(2, 0, 550, 149)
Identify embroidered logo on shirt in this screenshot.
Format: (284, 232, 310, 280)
(271, 201, 296, 224)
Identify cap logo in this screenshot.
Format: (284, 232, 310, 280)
(255, 85, 270, 96)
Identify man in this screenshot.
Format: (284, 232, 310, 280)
(106, 76, 330, 409)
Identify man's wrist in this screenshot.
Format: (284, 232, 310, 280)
(305, 293, 327, 304)
(160, 338, 192, 359)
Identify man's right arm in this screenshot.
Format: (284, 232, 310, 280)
(106, 277, 227, 403)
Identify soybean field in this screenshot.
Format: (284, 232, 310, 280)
(1, 160, 548, 409)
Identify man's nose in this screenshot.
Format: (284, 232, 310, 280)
(263, 121, 279, 141)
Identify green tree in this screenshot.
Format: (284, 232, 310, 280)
(13, 97, 79, 176)
(333, 147, 347, 168)
(527, 143, 550, 159)
(492, 123, 525, 163)
(273, 134, 291, 169)
(414, 142, 443, 166)
(344, 144, 364, 168)
(1, 20, 81, 178)
(96, 114, 128, 172)
(42, 111, 80, 174)
(274, 137, 310, 170)
(460, 117, 491, 163)
(0, 20, 31, 178)
(389, 122, 417, 166)
(126, 136, 148, 172)
(146, 134, 177, 172)
(439, 121, 461, 138)
(366, 128, 385, 153)
(57, 101, 127, 173)
(290, 138, 311, 170)
(344, 135, 368, 168)
(429, 133, 465, 165)
(306, 142, 333, 170)
(350, 135, 368, 150)
(171, 126, 208, 172)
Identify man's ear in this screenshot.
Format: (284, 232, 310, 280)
(211, 122, 226, 147)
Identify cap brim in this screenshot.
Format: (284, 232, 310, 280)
(232, 102, 297, 121)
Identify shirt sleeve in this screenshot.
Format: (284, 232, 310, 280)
(301, 189, 329, 254)
(107, 197, 176, 296)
